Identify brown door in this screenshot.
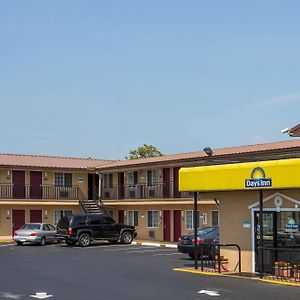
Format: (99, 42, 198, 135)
(12, 171, 25, 199)
(118, 173, 125, 199)
(30, 210, 42, 223)
(173, 167, 181, 198)
(163, 210, 171, 242)
(12, 210, 25, 233)
(163, 168, 170, 198)
(30, 171, 42, 199)
(118, 210, 124, 223)
(173, 210, 182, 241)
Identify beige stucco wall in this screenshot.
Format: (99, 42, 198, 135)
(0, 204, 81, 238)
(112, 203, 218, 242)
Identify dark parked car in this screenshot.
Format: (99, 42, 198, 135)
(177, 227, 219, 259)
(56, 213, 137, 247)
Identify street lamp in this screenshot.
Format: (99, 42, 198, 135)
(204, 147, 213, 156)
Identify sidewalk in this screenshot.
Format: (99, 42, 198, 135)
(133, 239, 177, 249)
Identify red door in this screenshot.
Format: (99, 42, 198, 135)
(163, 168, 170, 198)
(118, 210, 124, 223)
(30, 171, 42, 199)
(173, 167, 181, 198)
(163, 210, 170, 242)
(118, 173, 125, 199)
(173, 210, 182, 241)
(13, 171, 25, 199)
(12, 210, 25, 233)
(30, 210, 42, 223)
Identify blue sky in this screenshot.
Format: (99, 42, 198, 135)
(1, 1, 300, 159)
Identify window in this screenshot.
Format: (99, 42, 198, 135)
(103, 174, 113, 188)
(127, 171, 138, 187)
(102, 216, 115, 225)
(147, 211, 159, 228)
(55, 173, 73, 188)
(211, 211, 219, 227)
(89, 215, 102, 225)
(185, 210, 201, 229)
(147, 170, 159, 186)
(54, 210, 72, 225)
(128, 211, 138, 226)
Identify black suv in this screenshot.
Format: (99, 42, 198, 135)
(56, 213, 137, 247)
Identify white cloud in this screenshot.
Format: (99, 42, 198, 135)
(248, 93, 300, 110)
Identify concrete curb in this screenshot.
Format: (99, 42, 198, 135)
(133, 240, 177, 249)
(173, 268, 300, 287)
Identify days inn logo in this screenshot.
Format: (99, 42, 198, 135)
(245, 167, 272, 188)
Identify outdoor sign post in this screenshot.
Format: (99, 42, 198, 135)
(193, 192, 198, 269)
(259, 189, 264, 278)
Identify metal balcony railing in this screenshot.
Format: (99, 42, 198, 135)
(0, 183, 79, 200)
(101, 182, 194, 200)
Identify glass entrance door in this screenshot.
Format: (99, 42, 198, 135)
(255, 211, 300, 273)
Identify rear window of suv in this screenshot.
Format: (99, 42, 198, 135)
(71, 215, 87, 226)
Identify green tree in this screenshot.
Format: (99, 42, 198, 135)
(126, 144, 164, 160)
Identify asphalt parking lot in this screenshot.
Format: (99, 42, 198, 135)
(0, 242, 299, 300)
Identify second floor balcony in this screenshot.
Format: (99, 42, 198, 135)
(0, 183, 79, 200)
(101, 182, 194, 200)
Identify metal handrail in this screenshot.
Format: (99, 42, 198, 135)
(195, 242, 241, 273)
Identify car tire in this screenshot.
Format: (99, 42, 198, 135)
(78, 234, 91, 247)
(16, 241, 23, 246)
(40, 237, 46, 246)
(66, 240, 77, 246)
(121, 231, 133, 244)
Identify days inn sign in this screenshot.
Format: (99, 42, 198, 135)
(179, 158, 300, 192)
(245, 167, 272, 188)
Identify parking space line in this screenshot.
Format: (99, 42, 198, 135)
(125, 249, 176, 254)
(0, 243, 15, 248)
(153, 253, 181, 256)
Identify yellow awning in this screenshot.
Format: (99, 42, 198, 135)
(179, 158, 300, 192)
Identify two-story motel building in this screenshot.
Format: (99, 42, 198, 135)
(1, 140, 300, 273)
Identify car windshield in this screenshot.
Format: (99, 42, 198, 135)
(20, 224, 41, 230)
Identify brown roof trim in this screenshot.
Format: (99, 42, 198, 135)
(0, 153, 116, 170)
(96, 140, 300, 171)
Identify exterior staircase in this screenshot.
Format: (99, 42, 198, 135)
(80, 199, 103, 214)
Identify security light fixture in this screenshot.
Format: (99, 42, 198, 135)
(281, 123, 300, 137)
(203, 147, 213, 156)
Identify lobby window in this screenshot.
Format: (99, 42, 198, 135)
(128, 211, 138, 226)
(55, 173, 72, 188)
(147, 211, 159, 228)
(54, 210, 72, 225)
(185, 210, 201, 229)
(103, 174, 113, 188)
(147, 170, 159, 186)
(211, 210, 219, 227)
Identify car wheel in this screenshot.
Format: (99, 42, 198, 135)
(78, 234, 91, 247)
(16, 241, 23, 246)
(121, 231, 133, 244)
(40, 237, 46, 246)
(66, 240, 77, 246)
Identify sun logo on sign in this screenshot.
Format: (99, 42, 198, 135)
(250, 167, 266, 179)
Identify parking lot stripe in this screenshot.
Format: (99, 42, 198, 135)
(153, 253, 181, 256)
(0, 243, 15, 248)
